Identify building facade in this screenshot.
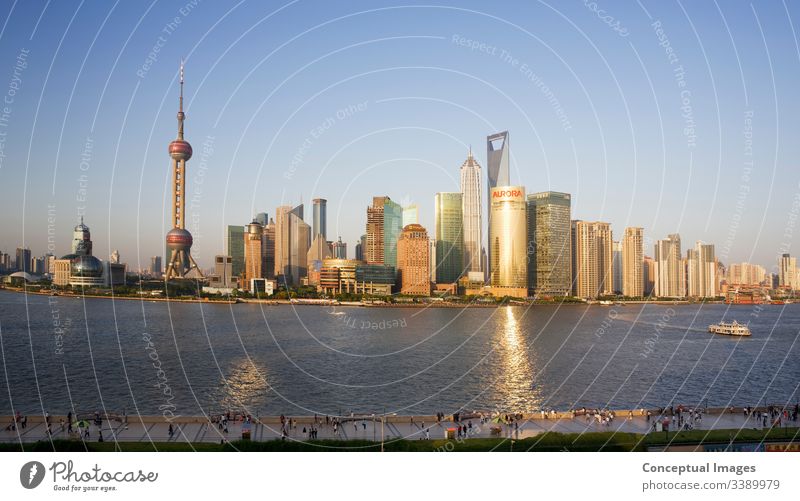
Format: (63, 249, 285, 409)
(489, 186, 527, 297)
(226, 225, 245, 278)
(526, 191, 572, 297)
(434, 192, 464, 284)
(571, 221, 613, 298)
(312, 198, 327, 240)
(687, 242, 717, 298)
(397, 223, 430, 295)
(622, 227, 644, 297)
(654, 234, 684, 298)
(460, 150, 482, 274)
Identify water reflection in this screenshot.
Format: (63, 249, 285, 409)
(216, 358, 270, 413)
(494, 307, 538, 409)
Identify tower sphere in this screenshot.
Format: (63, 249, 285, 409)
(169, 139, 192, 160)
(166, 227, 193, 251)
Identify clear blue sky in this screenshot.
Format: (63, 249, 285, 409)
(1, 0, 799, 272)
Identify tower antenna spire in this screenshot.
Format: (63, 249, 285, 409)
(177, 59, 185, 140)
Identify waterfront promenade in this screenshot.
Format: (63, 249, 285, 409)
(2, 407, 796, 445)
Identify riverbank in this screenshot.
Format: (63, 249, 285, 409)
(1, 287, 737, 308)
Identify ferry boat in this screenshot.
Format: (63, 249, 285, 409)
(708, 320, 751, 337)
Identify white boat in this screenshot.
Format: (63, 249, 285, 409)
(708, 320, 751, 337)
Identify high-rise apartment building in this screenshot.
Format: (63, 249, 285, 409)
(727, 262, 766, 286)
(460, 150, 482, 274)
(571, 221, 613, 298)
(779, 253, 797, 290)
(643, 256, 655, 296)
(489, 186, 527, 297)
(654, 234, 684, 297)
(687, 241, 717, 298)
(612, 241, 622, 294)
(622, 227, 644, 297)
(397, 223, 430, 295)
(434, 192, 464, 284)
(526, 191, 572, 297)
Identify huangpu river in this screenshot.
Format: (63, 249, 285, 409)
(0, 290, 798, 416)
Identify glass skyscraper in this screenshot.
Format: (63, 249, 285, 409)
(526, 191, 571, 297)
(383, 198, 403, 269)
(460, 150, 482, 274)
(226, 225, 245, 277)
(434, 192, 464, 284)
(489, 186, 527, 296)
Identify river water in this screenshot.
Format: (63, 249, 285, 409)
(0, 290, 798, 416)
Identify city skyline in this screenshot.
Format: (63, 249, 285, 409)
(1, 1, 799, 272)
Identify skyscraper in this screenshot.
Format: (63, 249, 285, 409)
(654, 234, 684, 298)
(434, 192, 464, 284)
(150, 256, 162, 277)
(244, 219, 264, 291)
(365, 196, 402, 267)
(489, 186, 527, 297)
(402, 203, 418, 227)
(15, 247, 31, 273)
(687, 242, 717, 298)
(612, 241, 622, 294)
(254, 212, 269, 226)
(779, 253, 797, 290)
(622, 227, 644, 297)
(275, 204, 310, 286)
(332, 237, 347, 259)
(571, 221, 613, 299)
(227, 225, 245, 278)
(71, 217, 92, 256)
(397, 223, 430, 295)
(164, 62, 202, 280)
(312, 198, 327, 239)
(460, 149, 483, 274)
(526, 191, 572, 297)
(263, 218, 276, 279)
(643, 256, 655, 296)
(487, 132, 510, 276)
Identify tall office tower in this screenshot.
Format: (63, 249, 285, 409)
(779, 253, 797, 290)
(384, 198, 402, 268)
(226, 225, 245, 278)
(275, 204, 310, 285)
(622, 227, 644, 297)
(0, 252, 9, 272)
(307, 234, 332, 286)
(332, 237, 347, 259)
(434, 192, 464, 284)
(356, 234, 366, 261)
(487, 132, 510, 275)
(397, 224, 431, 295)
(110, 250, 120, 264)
(244, 220, 264, 291)
(460, 149, 483, 274)
(366, 197, 387, 264)
(312, 198, 327, 239)
(365, 196, 402, 267)
(686, 242, 717, 298)
(213, 255, 234, 287)
(570, 221, 613, 298)
(15, 247, 31, 272)
(402, 203, 418, 227)
(254, 212, 268, 226)
(654, 234, 684, 297)
(643, 256, 655, 296)
(489, 186, 527, 297)
(71, 217, 92, 255)
(612, 241, 622, 294)
(263, 218, 276, 279)
(526, 191, 572, 297)
(164, 62, 202, 280)
(150, 256, 162, 276)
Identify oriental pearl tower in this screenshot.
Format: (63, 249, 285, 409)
(165, 61, 203, 280)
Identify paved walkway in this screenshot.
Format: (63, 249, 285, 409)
(1, 410, 795, 445)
